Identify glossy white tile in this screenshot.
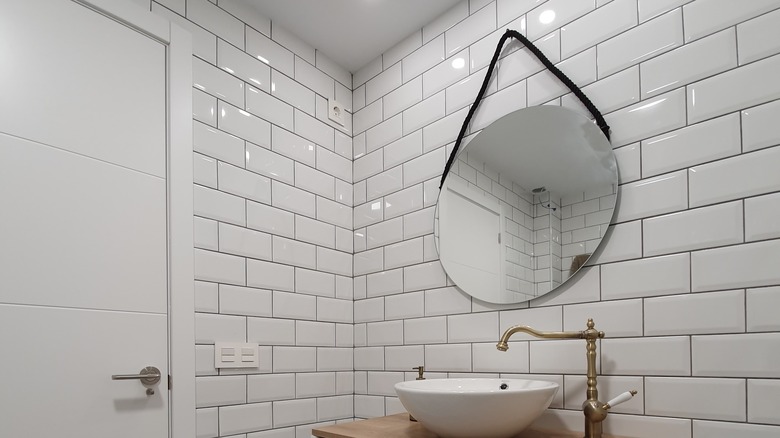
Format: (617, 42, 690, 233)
(195, 375, 246, 408)
(353, 247, 384, 276)
(187, 0, 243, 49)
(295, 268, 336, 297)
(403, 147, 445, 187)
(194, 249, 246, 286)
(384, 238, 424, 270)
(384, 131, 423, 169)
(404, 35, 446, 83)
(445, 2, 496, 56)
(218, 222, 272, 261)
(295, 57, 334, 99)
(218, 161, 271, 204)
(561, 65, 640, 115)
(561, 0, 637, 59)
(271, 181, 315, 218)
(602, 337, 690, 375)
(384, 31, 423, 70)
(745, 192, 780, 242)
(738, 8, 780, 65)
(272, 236, 316, 269)
(366, 269, 404, 298)
(563, 299, 643, 337)
(194, 185, 246, 226)
(748, 379, 780, 425)
(193, 88, 217, 127)
(193, 57, 244, 108)
(295, 216, 336, 248)
(423, 48, 469, 98)
(384, 77, 422, 119)
(747, 287, 780, 333)
(218, 102, 271, 149)
(601, 253, 690, 300)
(354, 56, 382, 88)
(448, 312, 498, 343)
(526, 0, 595, 42)
(694, 420, 780, 438)
(404, 261, 446, 292)
(366, 63, 401, 105)
(687, 54, 780, 123)
(691, 239, 780, 292)
(598, 8, 684, 78)
(693, 333, 780, 378)
(683, 0, 779, 42)
(423, 2, 468, 43)
(246, 142, 294, 185)
(366, 167, 402, 201)
(742, 99, 780, 153)
(496, 0, 537, 27)
(295, 163, 334, 199)
(530, 46, 598, 104)
(447, 68, 497, 114)
(317, 197, 353, 229)
(688, 147, 780, 208)
(403, 91, 446, 136)
(220, 285, 272, 318)
(193, 153, 217, 189)
(641, 28, 737, 98)
(613, 143, 641, 184)
(218, 39, 271, 93)
(422, 107, 468, 152)
(642, 113, 741, 177)
(246, 201, 295, 238)
(193, 121, 244, 168)
(615, 169, 688, 222)
(385, 185, 424, 220)
(246, 86, 293, 130)
(193, 216, 218, 251)
(606, 88, 686, 148)
(366, 115, 402, 153)
(645, 290, 745, 336)
(425, 344, 472, 372)
(645, 377, 745, 421)
(353, 100, 383, 136)
(643, 201, 744, 256)
(472, 80, 527, 131)
(317, 147, 351, 184)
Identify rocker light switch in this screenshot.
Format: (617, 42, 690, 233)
(215, 342, 259, 368)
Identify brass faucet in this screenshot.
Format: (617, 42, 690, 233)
(497, 318, 637, 438)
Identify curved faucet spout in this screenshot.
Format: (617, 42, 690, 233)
(496, 325, 584, 351)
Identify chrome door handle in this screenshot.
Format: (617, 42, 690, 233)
(111, 366, 161, 386)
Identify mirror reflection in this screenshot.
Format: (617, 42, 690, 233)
(435, 106, 617, 304)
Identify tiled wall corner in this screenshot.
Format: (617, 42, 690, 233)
(354, 0, 780, 436)
(150, 0, 355, 435)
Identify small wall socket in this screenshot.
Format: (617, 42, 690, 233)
(328, 98, 345, 126)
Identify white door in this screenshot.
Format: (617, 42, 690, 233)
(438, 178, 506, 302)
(0, 0, 186, 436)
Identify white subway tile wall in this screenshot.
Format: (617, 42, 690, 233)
(150, 0, 780, 435)
(348, 0, 780, 435)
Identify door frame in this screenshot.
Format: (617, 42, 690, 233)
(74, 2, 195, 437)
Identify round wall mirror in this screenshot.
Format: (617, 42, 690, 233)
(434, 106, 617, 304)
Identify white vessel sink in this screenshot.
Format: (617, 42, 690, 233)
(394, 378, 558, 438)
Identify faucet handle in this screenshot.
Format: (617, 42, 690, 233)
(412, 366, 425, 380)
(602, 390, 638, 410)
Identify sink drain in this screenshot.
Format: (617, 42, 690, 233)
(499, 383, 509, 390)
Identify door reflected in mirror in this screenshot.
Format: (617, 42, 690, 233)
(435, 106, 617, 304)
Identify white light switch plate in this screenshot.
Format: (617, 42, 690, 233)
(214, 342, 259, 368)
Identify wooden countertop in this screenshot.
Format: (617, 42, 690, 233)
(312, 413, 627, 438)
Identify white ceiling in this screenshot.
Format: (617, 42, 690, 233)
(246, 0, 462, 74)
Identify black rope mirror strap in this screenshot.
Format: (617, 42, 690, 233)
(439, 29, 611, 189)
